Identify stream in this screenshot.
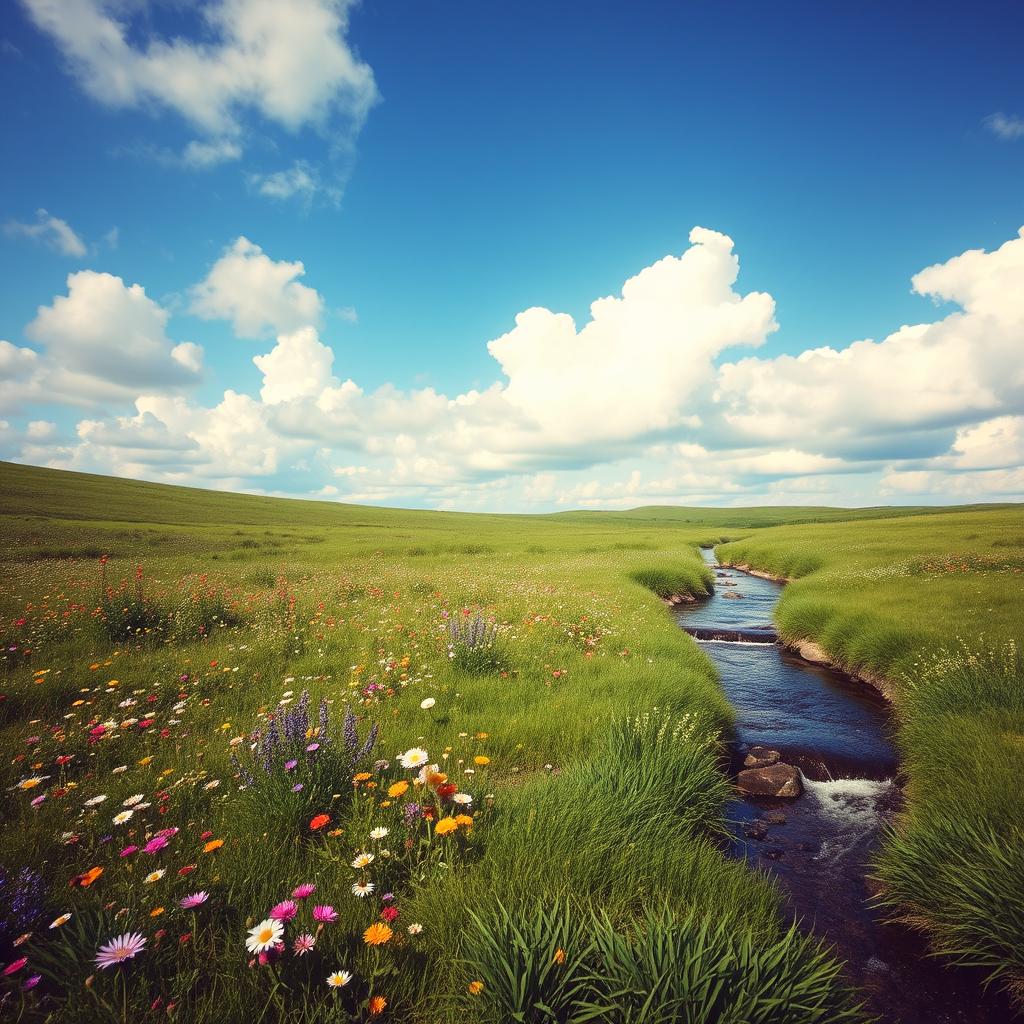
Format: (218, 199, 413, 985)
(675, 548, 1013, 1024)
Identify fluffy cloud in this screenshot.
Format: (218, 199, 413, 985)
(248, 161, 338, 205)
(190, 237, 324, 339)
(10, 226, 1024, 507)
(17, 270, 202, 405)
(4, 208, 87, 257)
(21, 0, 377, 139)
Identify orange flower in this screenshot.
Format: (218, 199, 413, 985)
(387, 781, 408, 799)
(363, 922, 393, 946)
(309, 814, 330, 830)
(473, 756, 490, 766)
(454, 814, 474, 828)
(203, 839, 224, 853)
(150, 907, 165, 917)
(353, 772, 372, 783)
(73, 866, 104, 887)
(425, 769, 447, 787)
(468, 980, 485, 995)
(434, 817, 458, 836)
(553, 948, 566, 965)
(368, 994, 387, 1015)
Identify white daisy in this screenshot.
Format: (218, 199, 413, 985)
(84, 795, 108, 807)
(123, 794, 145, 806)
(144, 870, 165, 884)
(407, 922, 423, 935)
(419, 697, 436, 710)
(351, 852, 375, 869)
(351, 881, 375, 898)
(399, 747, 429, 769)
(369, 826, 389, 840)
(245, 918, 284, 954)
(113, 810, 134, 825)
(453, 793, 473, 805)
(326, 969, 352, 988)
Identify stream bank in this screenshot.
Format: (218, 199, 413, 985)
(675, 548, 1013, 1024)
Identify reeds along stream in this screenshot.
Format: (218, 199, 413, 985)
(675, 548, 1014, 1024)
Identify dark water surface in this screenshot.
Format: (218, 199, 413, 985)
(675, 549, 1014, 1024)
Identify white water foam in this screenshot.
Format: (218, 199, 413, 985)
(802, 775, 895, 863)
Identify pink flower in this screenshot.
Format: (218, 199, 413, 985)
(381, 906, 400, 923)
(292, 883, 316, 900)
(269, 900, 297, 921)
(284, 759, 298, 771)
(180, 891, 209, 909)
(120, 845, 138, 857)
(24, 974, 41, 990)
(94, 932, 146, 969)
(312, 905, 338, 923)
(3, 957, 28, 976)
(144, 836, 168, 854)
(293, 933, 316, 956)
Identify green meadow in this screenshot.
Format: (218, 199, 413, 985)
(0, 459, 1021, 1022)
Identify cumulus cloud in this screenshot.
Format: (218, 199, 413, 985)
(20, 0, 377, 138)
(12, 226, 1024, 507)
(190, 237, 324, 338)
(5, 208, 87, 257)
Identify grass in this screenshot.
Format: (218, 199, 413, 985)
(0, 459, 1019, 1020)
(717, 512, 1024, 1003)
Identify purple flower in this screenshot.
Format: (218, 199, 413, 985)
(94, 932, 146, 969)
(292, 783, 304, 792)
(305, 742, 320, 753)
(284, 759, 298, 771)
(180, 891, 209, 909)
(24, 974, 41, 990)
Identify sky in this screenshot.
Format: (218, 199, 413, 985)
(1, 0, 1023, 511)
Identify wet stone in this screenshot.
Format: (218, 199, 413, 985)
(736, 762, 802, 798)
(745, 821, 769, 841)
(744, 745, 781, 769)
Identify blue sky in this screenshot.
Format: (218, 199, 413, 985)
(2, 0, 1023, 509)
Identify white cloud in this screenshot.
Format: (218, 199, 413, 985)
(985, 112, 1024, 141)
(182, 138, 243, 169)
(248, 161, 338, 204)
(5, 208, 87, 257)
(21, 0, 377, 138)
(14, 225, 1024, 508)
(24, 269, 202, 402)
(190, 237, 324, 338)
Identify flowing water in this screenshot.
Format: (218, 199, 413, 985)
(675, 548, 1013, 1024)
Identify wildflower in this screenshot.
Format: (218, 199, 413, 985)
(84, 795, 108, 807)
(312, 905, 338, 923)
(387, 781, 409, 798)
(284, 760, 298, 771)
(454, 814, 474, 828)
(144, 836, 168, 854)
(94, 932, 146, 969)
(369, 826, 389, 841)
(309, 814, 330, 831)
(474, 756, 490, 766)
(3, 957, 28, 976)
(368, 995, 387, 1015)
(24, 974, 41, 990)
(269, 900, 298, 921)
(73, 866, 104, 887)
(353, 772, 373, 783)
(453, 793, 472, 805)
(352, 881, 375, 898)
(144, 870, 165, 884)
(351, 852, 375, 869)
(203, 839, 224, 853)
(381, 906, 400, 923)
(399, 747, 428, 769)
(150, 907, 165, 917)
(120, 846, 138, 857)
(326, 970, 351, 988)
(420, 698, 436, 710)
(468, 980, 485, 995)
(407, 922, 423, 935)
(180, 892, 209, 909)
(245, 918, 284, 954)
(49, 913, 72, 929)
(16, 776, 47, 790)
(363, 922, 392, 945)
(553, 948, 566, 964)
(434, 817, 458, 836)
(292, 883, 316, 899)
(112, 810, 134, 826)
(293, 932, 316, 955)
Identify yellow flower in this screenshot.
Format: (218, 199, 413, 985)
(353, 772, 372, 783)
(387, 781, 409, 798)
(473, 756, 490, 766)
(434, 817, 458, 836)
(363, 922, 393, 946)
(468, 980, 485, 995)
(137, 756, 154, 766)
(553, 948, 566, 965)
(454, 814, 474, 828)
(150, 907, 165, 917)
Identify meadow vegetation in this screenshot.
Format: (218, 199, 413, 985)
(0, 460, 1019, 1021)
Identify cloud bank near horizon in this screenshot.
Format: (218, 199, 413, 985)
(2, 225, 1024, 510)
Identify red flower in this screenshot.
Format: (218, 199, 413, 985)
(437, 783, 457, 800)
(380, 906, 400, 923)
(309, 814, 330, 831)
